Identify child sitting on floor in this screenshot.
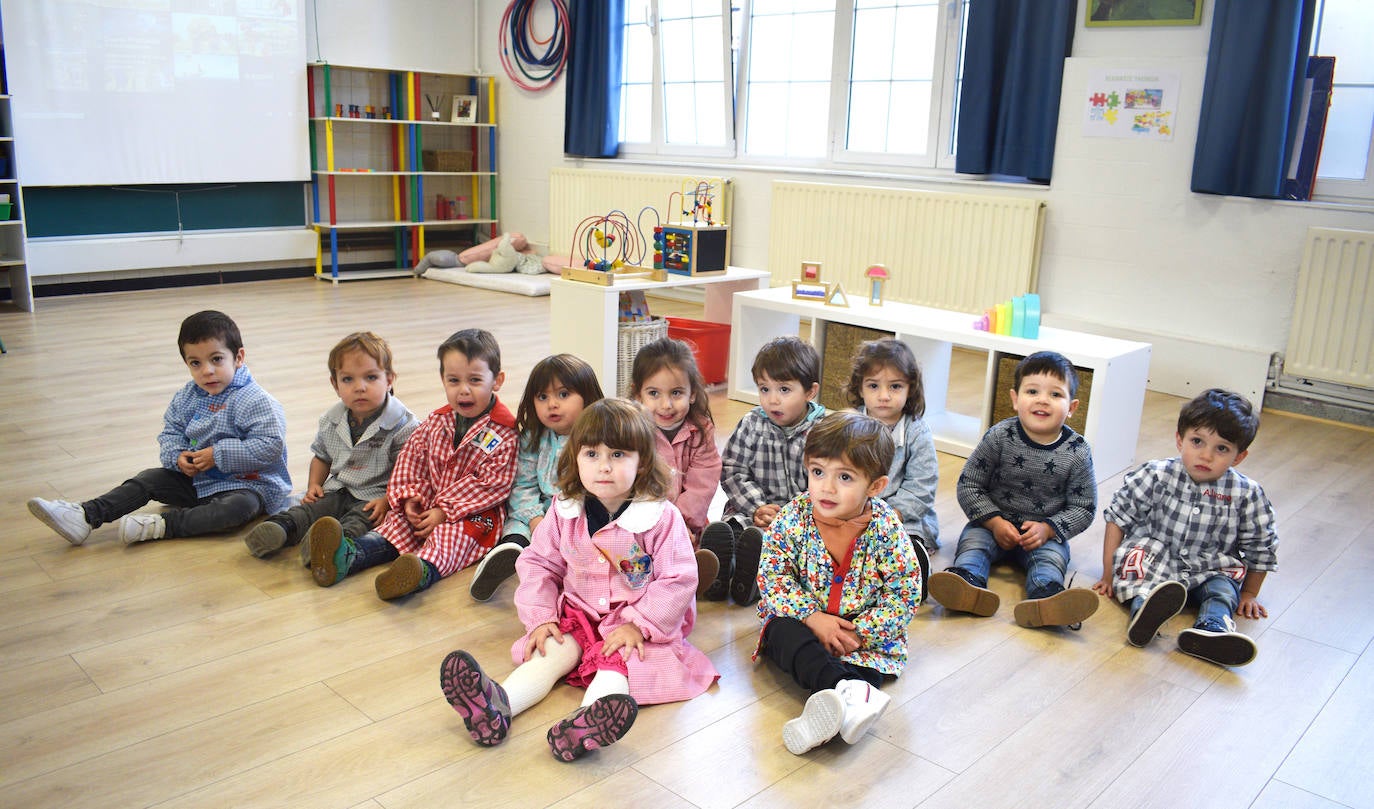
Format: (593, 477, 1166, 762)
(439, 398, 718, 762)
(1093, 388, 1277, 667)
(752, 411, 922, 755)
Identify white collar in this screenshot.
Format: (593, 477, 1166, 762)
(554, 496, 666, 531)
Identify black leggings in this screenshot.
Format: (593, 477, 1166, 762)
(83, 467, 263, 538)
(759, 616, 883, 694)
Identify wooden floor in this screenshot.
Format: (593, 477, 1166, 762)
(1, 278, 1372, 809)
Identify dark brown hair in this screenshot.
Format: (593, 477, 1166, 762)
(555, 398, 671, 501)
(436, 328, 502, 374)
(178, 310, 243, 357)
(629, 337, 714, 426)
(516, 354, 605, 449)
(1014, 351, 1079, 398)
(1177, 388, 1260, 452)
(845, 338, 926, 418)
(804, 411, 895, 482)
(751, 335, 820, 389)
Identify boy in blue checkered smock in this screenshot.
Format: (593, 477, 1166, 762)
(27, 310, 291, 545)
(1092, 389, 1277, 668)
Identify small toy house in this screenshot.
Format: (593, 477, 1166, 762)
(865, 264, 889, 305)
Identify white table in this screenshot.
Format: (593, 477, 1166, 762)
(550, 266, 771, 396)
(728, 286, 1152, 481)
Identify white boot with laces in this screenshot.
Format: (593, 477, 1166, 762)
(835, 679, 891, 744)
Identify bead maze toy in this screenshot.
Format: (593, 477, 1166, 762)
(974, 293, 1041, 339)
(562, 210, 667, 286)
(660, 181, 730, 277)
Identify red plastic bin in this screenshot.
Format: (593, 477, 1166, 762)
(665, 317, 731, 385)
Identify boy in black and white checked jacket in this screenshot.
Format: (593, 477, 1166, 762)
(703, 336, 826, 607)
(1093, 389, 1277, 667)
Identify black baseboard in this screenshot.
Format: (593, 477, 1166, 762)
(7, 265, 317, 301)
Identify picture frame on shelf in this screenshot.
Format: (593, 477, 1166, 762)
(452, 94, 478, 124)
(1086, 0, 1203, 27)
(800, 260, 822, 281)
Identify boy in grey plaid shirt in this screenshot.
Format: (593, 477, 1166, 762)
(702, 336, 826, 607)
(1092, 389, 1277, 667)
(245, 332, 418, 560)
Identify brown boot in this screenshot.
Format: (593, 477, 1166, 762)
(1013, 587, 1099, 628)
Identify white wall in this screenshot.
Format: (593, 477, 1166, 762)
(475, 0, 1374, 400)
(305, 0, 479, 74)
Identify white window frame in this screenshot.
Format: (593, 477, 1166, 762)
(618, 0, 967, 176)
(1310, 0, 1374, 203)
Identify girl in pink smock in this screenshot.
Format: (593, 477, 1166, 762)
(439, 398, 719, 762)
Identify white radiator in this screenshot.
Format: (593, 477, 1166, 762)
(1286, 227, 1374, 389)
(768, 181, 1045, 313)
(549, 168, 731, 260)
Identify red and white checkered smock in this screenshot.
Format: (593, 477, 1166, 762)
(376, 399, 518, 577)
(512, 496, 720, 705)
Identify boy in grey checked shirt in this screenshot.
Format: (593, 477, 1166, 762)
(1092, 389, 1277, 667)
(928, 351, 1100, 629)
(244, 332, 418, 560)
(702, 336, 826, 607)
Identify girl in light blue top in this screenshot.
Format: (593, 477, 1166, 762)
(470, 354, 604, 601)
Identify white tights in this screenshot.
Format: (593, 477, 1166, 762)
(500, 635, 631, 716)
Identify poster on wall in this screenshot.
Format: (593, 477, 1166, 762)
(1083, 69, 1181, 140)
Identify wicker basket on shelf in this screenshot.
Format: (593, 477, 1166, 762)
(616, 317, 669, 397)
(421, 149, 473, 172)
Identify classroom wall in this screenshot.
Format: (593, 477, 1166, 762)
(479, 1, 1374, 400)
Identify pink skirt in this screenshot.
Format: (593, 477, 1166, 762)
(558, 603, 629, 687)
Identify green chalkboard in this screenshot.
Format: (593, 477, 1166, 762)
(23, 183, 307, 237)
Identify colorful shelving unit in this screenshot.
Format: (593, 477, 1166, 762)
(307, 63, 499, 282)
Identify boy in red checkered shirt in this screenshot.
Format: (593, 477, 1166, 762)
(308, 329, 518, 601)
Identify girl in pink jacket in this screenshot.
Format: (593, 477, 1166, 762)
(629, 337, 724, 596)
(439, 398, 719, 762)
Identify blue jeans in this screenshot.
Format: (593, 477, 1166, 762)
(1128, 575, 1240, 626)
(950, 521, 1070, 599)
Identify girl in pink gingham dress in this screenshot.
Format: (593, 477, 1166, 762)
(439, 398, 719, 762)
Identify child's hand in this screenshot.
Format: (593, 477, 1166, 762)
(302, 484, 327, 504)
(803, 612, 861, 657)
(412, 507, 445, 538)
(753, 503, 781, 527)
(176, 452, 199, 477)
(602, 623, 646, 661)
(524, 621, 565, 661)
(985, 516, 1020, 550)
(362, 497, 388, 525)
(529, 515, 543, 533)
(1237, 593, 1269, 619)
(1017, 520, 1054, 550)
(1090, 577, 1114, 598)
(186, 446, 216, 472)
(403, 497, 426, 525)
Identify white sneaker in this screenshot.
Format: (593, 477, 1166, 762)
(835, 679, 892, 744)
(27, 498, 92, 545)
(782, 688, 844, 755)
(119, 513, 166, 544)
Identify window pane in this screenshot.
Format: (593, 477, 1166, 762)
(746, 83, 789, 156)
(847, 0, 939, 157)
(660, 3, 729, 147)
(1318, 85, 1373, 179)
(1316, 0, 1374, 82)
(851, 7, 896, 81)
(787, 82, 830, 157)
(745, 5, 833, 158)
(848, 83, 890, 151)
(621, 84, 652, 144)
(886, 80, 931, 154)
(892, 5, 937, 80)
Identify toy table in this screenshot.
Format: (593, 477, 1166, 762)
(550, 266, 770, 396)
(727, 286, 1152, 481)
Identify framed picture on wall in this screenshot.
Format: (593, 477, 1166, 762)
(452, 95, 478, 124)
(1086, 0, 1203, 27)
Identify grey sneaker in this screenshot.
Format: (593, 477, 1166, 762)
(469, 542, 523, 602)
(27, 497, 93, 545)
(244, 520, 289, 558)
(1127, 580, 1187, 647)
(119, 513, 166, 544)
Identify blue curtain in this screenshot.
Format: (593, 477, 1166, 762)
(563, 0, 625, 158)
(955, 0, 1076, 183)
(1191, 0, 1316, 198)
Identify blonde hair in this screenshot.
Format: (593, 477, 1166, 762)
(328, 332, 396, 384)
(555, 398, 671, 501)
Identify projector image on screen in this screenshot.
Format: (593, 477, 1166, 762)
(1, 0, 310, 186)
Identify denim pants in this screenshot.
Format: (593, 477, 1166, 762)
(951, 521, 1070, 599)
(83, 467, 263, 538)
(760, 616, 883, 694)
(272, 489, 372, 544)
(1129, 574, 1240, 626)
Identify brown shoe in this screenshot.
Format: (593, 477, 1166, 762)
(308, 517, 346, 587)
(694, 548, 720, 599)
(1013, 587, 1099, 628)
(928, 571, 1000, 617)
(375, 553, 426, 600)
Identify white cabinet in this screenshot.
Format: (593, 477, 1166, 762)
(0, 90, 32, 312)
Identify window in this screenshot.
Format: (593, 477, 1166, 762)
(1312, 0, 1374, 201)
(620, 1, 968, 171)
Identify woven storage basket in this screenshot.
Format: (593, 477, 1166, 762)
(616, 317, 669, 397)
(421, 149, 473, 172)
